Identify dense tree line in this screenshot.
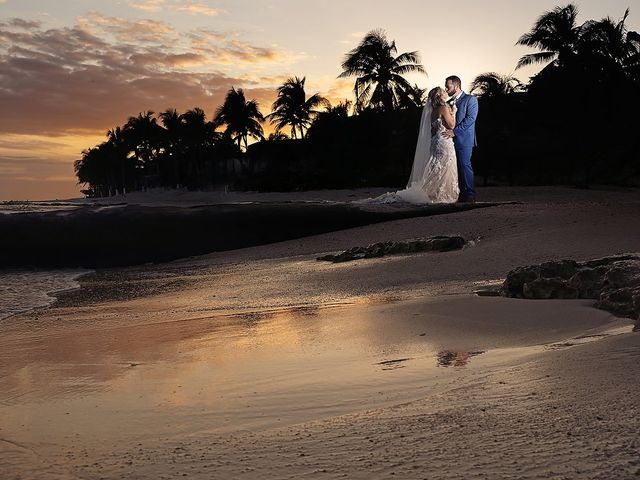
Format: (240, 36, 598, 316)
(474, 4, 640, 186)
(75, 4, 640, 196)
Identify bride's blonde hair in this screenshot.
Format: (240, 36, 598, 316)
(428, 87, 446, 107)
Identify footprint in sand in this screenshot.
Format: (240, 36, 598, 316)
(436, 350, 486, 367)
(545, 333, 614, 350)
(376, 358, 413, 370)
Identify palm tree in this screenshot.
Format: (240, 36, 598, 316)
(399, 83, 427, 108)
(213, 87, 265, 150)
(158, 109, 186, 187)
(339, 29, 426, 111)
(75, 147, 101, 196)
(123, 111, 163, 179)
(183, 107, 220, 185)
(308, 100, 352, 138)
(325, 100, 352, 119)
(181, 107, 212, 149)
(106, 126, 132, 194)
(516, 4, 583, 70)
(267, 132, 289, 142)
(470, 72, 524, 97)
(159, 109, 183, 148)
(75, 143, 118, 197)
(579, 9, 640, 81)
(627, 30, 640, 81)
(268, 76, 329, 139)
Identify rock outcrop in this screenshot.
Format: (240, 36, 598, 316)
(501, 254, 640, 322)
(317, 236, 465, 263)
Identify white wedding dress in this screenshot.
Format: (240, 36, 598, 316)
(362, 100, 459, 205)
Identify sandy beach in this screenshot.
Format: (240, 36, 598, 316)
(1, 186, 640, 479)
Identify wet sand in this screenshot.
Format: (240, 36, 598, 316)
(1, 186, 640, 479)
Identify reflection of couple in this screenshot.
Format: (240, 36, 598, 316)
(384, 75, 479, 205)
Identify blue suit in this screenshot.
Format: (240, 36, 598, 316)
(452, 92, 478, 201)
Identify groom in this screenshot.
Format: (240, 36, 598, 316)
(443, 75, 479, 203)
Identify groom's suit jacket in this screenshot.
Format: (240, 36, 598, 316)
(453, 92, 479, 148)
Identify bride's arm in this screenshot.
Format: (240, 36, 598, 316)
(441, 105, 456, 129)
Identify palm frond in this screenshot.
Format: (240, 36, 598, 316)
(516, 51, 557, 69)
(394, 51, 422, 66)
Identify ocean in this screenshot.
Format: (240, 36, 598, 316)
(0, 269, 90, 321)
(0, 200, 83, 215)
(0, 201, 90, 320)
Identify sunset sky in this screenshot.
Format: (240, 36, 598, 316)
(1, 0, 638, 200)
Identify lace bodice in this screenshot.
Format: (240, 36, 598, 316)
(431, 116, 445, 133)
(430, 116, 455, 158)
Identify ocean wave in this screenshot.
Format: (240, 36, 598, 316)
(0, 200, 84, 215)
(0, 269, 91, 320)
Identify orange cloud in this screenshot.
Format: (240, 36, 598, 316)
(128, 0, 166, 12)
(173, 2, 224, 16)
(188, 29, 304, 66)
(128, 1, 225, 16)
(77, 11, 178, 43)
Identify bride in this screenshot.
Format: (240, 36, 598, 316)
(367, 87, 459, 205)
(397, 86, 459, 203)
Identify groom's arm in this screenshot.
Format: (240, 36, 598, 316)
(453, 96, 478, 136)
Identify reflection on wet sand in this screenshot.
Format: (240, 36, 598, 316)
(436, 350, 486, 367)
(233, 304, 325, 322)
(0, 291, 620, 480)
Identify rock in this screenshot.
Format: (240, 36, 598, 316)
(597, 287, 640, 319)
(523, 278, 578, 299)
(474, 288, 501, 297)
(499, 266, 539, 298)
(502, 261, 580, 299)
(501, 253, 640, 321)
(583, 254, 639, 269)
(539, 260, 580, 280)
(569, 266, 608, 298)
(317, 236, 465, 263)
(602, 261, 640, 289)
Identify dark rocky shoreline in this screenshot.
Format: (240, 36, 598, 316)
(501, 254, 640, 324)
(317, 236, 466, 262)
(0, 201, 499, 269)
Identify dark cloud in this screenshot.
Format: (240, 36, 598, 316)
(6, 18, 43, 29)
(0, 14, 300, 136)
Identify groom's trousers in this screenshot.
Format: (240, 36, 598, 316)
(455, 145, 475, 200)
